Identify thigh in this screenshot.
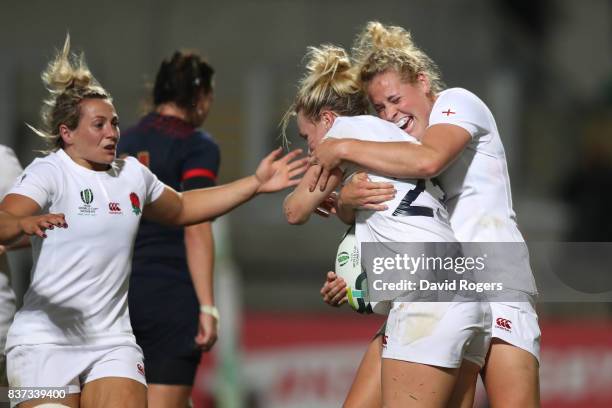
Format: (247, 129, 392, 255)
(381, 358, 457, 408)
(482, 339, 540, 408)
(447, 359, 481, 408)
(17, 394, 80, 408)
(344, 333, 383, 408)
(81, 377, 146, 408)
(147, 384, 192, 408)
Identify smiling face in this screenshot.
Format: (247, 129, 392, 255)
(60, 98, 119, 171)
(296, 110, 334, 153)
(367, 69, 435, 140)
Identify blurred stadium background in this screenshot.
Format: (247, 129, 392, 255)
(2, 1, 612, 407)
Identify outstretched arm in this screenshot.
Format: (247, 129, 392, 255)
(144, 148, 308, 226)
(0, 194, 67, 244)
(309, 124, 471, 191)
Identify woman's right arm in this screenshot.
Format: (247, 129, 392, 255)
(144, 148, 308, 226)
(283, 165, 343, 225)
(0, 194, 66, 244)
(310, 124, 471, 192)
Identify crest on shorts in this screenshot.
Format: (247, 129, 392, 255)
(129, 192, 141, 215)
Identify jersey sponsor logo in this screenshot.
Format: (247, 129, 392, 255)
(495, 317, 512, 331)
(129, 193, 141, 215)
(136, 151, 150, 168)
(108, 202, 122, 214)
(137, 362, 145, 376)
(442, 109, 456, 116)
(78, 188, 98, 216)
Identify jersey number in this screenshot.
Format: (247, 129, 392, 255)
(392, 179, 434, 217)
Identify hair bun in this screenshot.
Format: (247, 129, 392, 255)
(353, 21, 415, 65)
(41, 35, 97, 94)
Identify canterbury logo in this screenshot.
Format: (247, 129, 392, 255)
(108, 202, 122, 212)
(495, 318, 512, 330)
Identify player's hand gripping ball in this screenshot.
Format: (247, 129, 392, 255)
(335, 226, 372, 314)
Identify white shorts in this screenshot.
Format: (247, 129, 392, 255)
(6, 341, 146, 404)
(490, 302, 541, 363)
(382, 302, 492, 368)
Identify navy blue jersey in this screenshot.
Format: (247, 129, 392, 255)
(118, 113, 220, 280)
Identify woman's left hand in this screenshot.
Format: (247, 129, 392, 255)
(195, 312, 218, 352)
(255, 147, 309, 193)
(308, 138, 345, 192)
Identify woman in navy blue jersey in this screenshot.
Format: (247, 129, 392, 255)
(118, 51, 221, 408)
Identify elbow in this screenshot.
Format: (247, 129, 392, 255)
(417, 156, 444, 178)
(284, 202, 308, 225)
(285, 207, 308, 225)
(283, 195, 309, 225)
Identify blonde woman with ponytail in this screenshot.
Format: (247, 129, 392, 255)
(0, 36, 306, 407)
(314, 22, 541, 408)
(283, 45, 491, 408)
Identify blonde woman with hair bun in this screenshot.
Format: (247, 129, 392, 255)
(314, 21, 541, 408)
(0, 36, 306, 407)
(284, 44, 492, 408)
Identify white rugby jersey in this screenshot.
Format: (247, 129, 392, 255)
(5, 149, 165, 350)
(430, 88, 524, 242)
(429, 88, 537, 295)
(0, 145, 22, 352)
(325, 115, 455, 244)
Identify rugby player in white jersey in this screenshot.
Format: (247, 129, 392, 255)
(0, 36, 307, 408)
(283, 44, 491, 408)
(0, 145, 24, 385)
(313, 22, 540, 408)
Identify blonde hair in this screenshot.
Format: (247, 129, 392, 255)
(353, 21, 444, 95)
(281, 45, 368, 144)
(29, 34, 111, 152)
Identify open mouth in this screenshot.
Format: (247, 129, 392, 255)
(395, 116, 413, 131)
(103, 144, 116, 152)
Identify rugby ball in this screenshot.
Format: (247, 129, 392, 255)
(335, 226, 372, 314)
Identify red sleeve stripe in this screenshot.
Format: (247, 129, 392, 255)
(182, 168, 217, 181)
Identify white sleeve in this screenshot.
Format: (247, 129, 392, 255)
(323, 118, 358, 141)
(322, 119, 363, 176)
(130, 157, 165, 204)
(7, 159, 59, 209)
(429, 89, 490, 138)
(0, 146, 23, 199)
